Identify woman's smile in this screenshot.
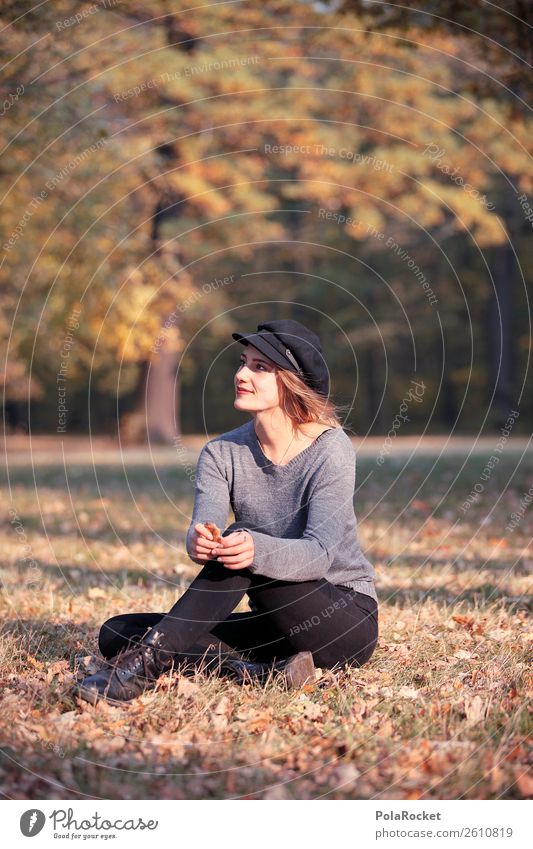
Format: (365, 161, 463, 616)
(234, 345, 277, 403)
(233, 354, 284, 421)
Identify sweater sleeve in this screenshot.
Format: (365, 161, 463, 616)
(245, 451, 356, 582)
(185, 443, 232, 564)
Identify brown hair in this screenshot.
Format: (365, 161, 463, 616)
(275, 368, 351, 435)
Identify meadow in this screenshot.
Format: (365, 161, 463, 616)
(0, 442, 531, 800)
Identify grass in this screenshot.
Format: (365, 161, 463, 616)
(0, 447, 531, 800)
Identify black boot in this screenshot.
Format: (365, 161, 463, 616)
(219, 651, 315, 689)
(76, 628, 175, 705)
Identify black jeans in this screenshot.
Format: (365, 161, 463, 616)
(98, 559, 378, 672)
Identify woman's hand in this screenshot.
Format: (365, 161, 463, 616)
(190, 523, 220, 561)
(211, 530, 255, 570)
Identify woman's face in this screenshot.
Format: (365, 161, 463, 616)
(234, 344, 281, 412)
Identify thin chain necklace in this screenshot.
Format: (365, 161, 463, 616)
(255, 427, 296, 466)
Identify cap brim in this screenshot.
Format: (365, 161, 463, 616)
(231, 331, 292, 370)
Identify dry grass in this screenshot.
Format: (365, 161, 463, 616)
(0, 446, 531, 800)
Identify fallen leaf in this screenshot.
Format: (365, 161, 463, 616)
(397, 686, 422, 699)
(210, 694, 232, 731)
(464, 695, 487, 725)
(452, 614, 480, 633)
(247, 709, 274, 734)
(454, 650, 472, 660)
(333, 763, 361, 785)
(515, 769, 533, 799)
(262, 785, 289, 799)
(487, 628, 512, 641)
(176, 677, 200, 698)
(91, 736, 126, 756)
(212, 695, 231, 715)
(46, 661, 70, 684)
(294, 698, 324, 721)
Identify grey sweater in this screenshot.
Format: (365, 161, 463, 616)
(185, 419, 377, 601)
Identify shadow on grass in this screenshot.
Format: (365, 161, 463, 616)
(378, 585, 532, 610)
(0, 465, 195, 493)
(0, 618, 99, 662)
(0, 558, 192, 591)
(378, 555, 532, 574)
(2, 515, 188, 547)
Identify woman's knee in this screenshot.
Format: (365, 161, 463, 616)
(312, 632, 378, 670)
(98, 615, 128, 658)
(97, 612, 163, 658)
(344, 637, 379, 669)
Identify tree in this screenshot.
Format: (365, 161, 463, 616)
(1, 0, 531, 438)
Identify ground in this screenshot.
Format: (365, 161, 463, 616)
(0, 436, 531, 800)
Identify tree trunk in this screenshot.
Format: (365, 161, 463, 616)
(145, 347, 181, 444)
(364, 345, 382, 435)
(120, 198, 183, 445)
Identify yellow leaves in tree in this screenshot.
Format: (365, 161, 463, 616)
(421, 179, 506, 245)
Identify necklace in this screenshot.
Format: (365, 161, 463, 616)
(255, 427, 296, 466)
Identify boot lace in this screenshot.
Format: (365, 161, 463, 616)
(106, 631, 170, 687)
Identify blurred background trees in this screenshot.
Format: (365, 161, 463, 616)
(1, 0, 531, 441)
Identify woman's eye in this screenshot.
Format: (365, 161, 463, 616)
(239, 361, 265, 370)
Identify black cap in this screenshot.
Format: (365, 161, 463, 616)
(232, 319, 330, 397)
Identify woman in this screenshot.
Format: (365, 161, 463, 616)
(77, 319, 378, 704)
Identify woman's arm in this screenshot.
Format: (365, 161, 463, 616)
(185, 443, 231, 564)
(215, 452, 358, 581)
